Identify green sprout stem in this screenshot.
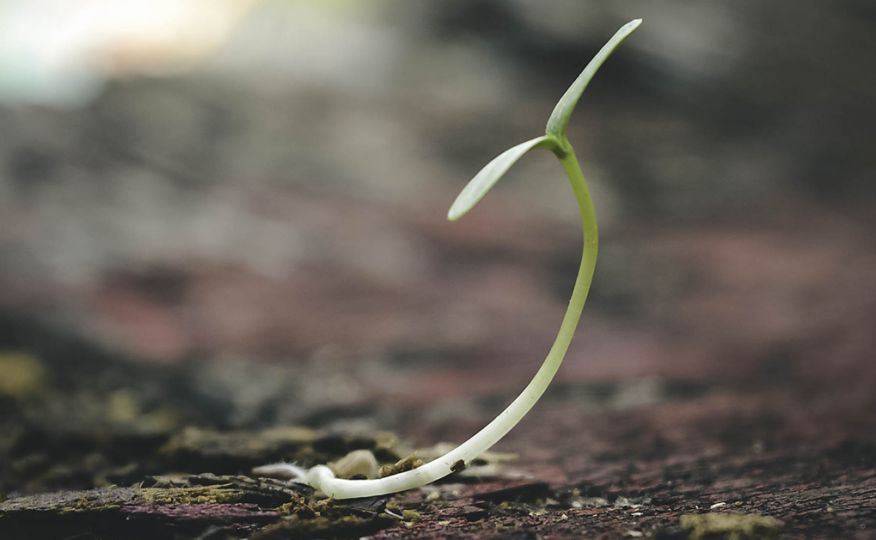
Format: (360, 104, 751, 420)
(255, 19, 640, 499)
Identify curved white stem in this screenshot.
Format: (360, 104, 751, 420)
(257, 18, 643, 499)
(296, 145, 597, 499)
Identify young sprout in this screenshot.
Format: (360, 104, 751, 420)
(255, 19, 642, 499)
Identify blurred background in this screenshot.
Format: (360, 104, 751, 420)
(1, 0, 874, 501)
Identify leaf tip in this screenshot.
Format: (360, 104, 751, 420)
(545, 19, 643, 137)
(446, 136, 552, 223)
(614, 19, 643, 43)
(446, 206, 464, 222)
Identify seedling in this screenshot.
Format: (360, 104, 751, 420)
(256, 19, 642, 499)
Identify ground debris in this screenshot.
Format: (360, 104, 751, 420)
(161, 426, 399, 473)
(471, 481, 551, 503)
(330, 449, 380, 479)
(415, 443, 518, 480)
(680, 512, 783, 540)
(1, 301, 875, 538)
(0, 474, 397, 540)
(0, 481, 283, 540)
(379, 453, 424, 478)
(252, 513, 394, 540)
(0, 352, 45, 398)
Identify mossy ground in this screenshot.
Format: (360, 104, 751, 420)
(1, 317, 874, 538)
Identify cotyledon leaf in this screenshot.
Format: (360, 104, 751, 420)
(447, 135, 555, 221)
(448, 18, 641, 223)
(545, 18, 642, 138)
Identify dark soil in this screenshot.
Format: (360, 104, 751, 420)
(1, 304, 874, 539)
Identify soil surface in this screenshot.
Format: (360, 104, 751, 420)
(1, 228, 874, 540)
